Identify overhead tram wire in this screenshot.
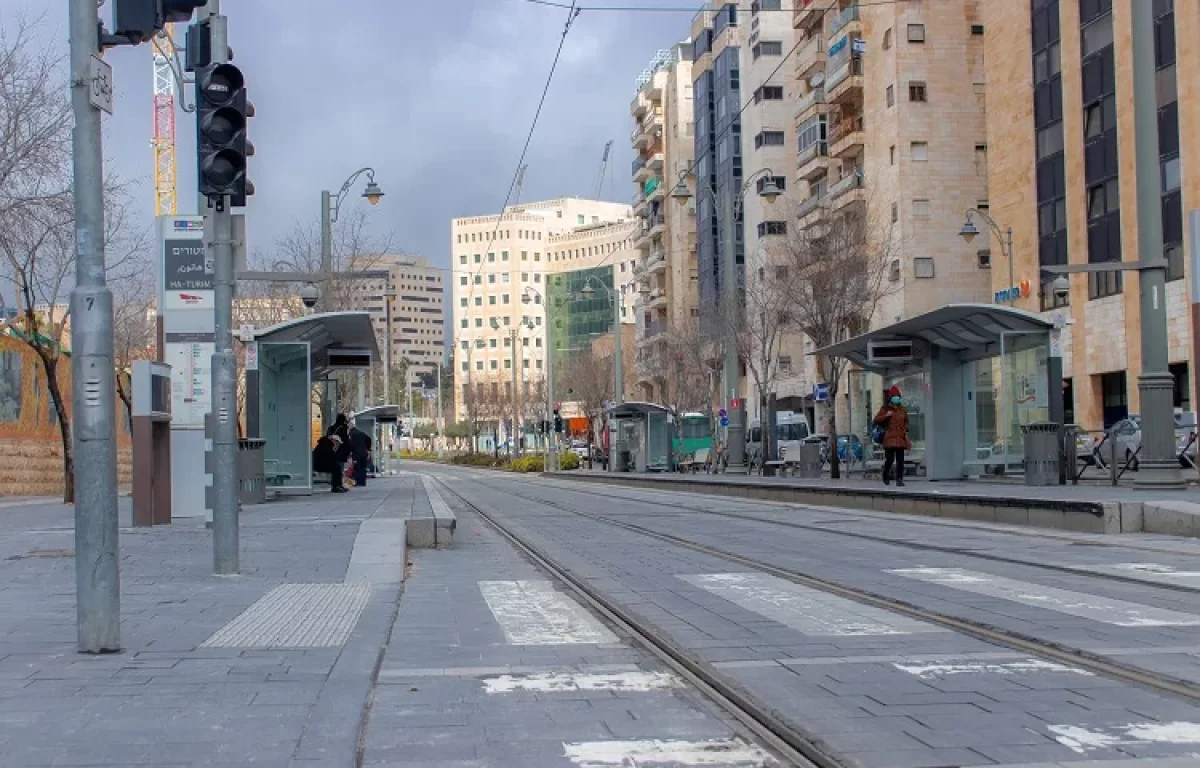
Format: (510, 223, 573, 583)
(466, 0, 582, 306)
(524, 0, 916, 13)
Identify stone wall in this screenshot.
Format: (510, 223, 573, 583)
(0, 335, 132, 498)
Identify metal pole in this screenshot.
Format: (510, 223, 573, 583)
(1006, 228, 1015, 305)
(511, 330, 520, 456)
(406, 372, 413, 452)
(547, 322, 556, 472)
(319, 190, 332, 309)
(356, 371, 364, 412)
(204, 3, 239, 575)
(1131, 0, 1184, 488)
(436, 358, 444, 455)
(613, 288, 624, 405)
(69, 0, 120, 652)
(383, 292, 392, 404)
(722, 191, 747, 473)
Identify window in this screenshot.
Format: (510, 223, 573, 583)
(891, 202, 898, 222)
(1086, 179, 1118, 220)
(886, 85, 894, 107)
(460, 318, 468, 329)
(488, 296, 496, 305)
(502, 294, 510, 304)
(473, 275, 481, 285)
(751, 41, 782, 59)
(907, 23, 925, 43)
(889, 259, 901, 282)
(534, 273, 542, 283)
(472, 297, 481, 306)
(1081, 14, 1113, 58)
(889, 145, 896, 164)
(1037, 122, 1063, 158)
(779, 356, 792, 373)
(488, 274, 496, 284)
(977, 249, 992, 269)
(914, 257, 935, 278)
(459, 276, 468, 286)
(971, 23, 985, 35)
(474, 254, 481, 263)
(754, 130, 786, 149)
(475, 360, 483, 371)
(911, 141, 928, 161)
(474, 318, 483, 328)
(521, 272, 529, 282)
(756, 221, 787, 237)
(577, 214, 585, 225)
(487, 253, 495, 263)
(502, 251, 509, 261)
(912, 199, 931, 217)
(1161, 156, 1181, 192)
(754, 85, 784, 102)
(882, 28, 892, 49)
(490, 360, 497, 371)
(909, 81, 927, 102)
(458, 255, 467, 265)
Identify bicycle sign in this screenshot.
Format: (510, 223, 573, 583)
(89, 55, 113, 115)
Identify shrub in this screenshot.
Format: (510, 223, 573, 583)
(511, 455, 545, 473)
(558, 452, 580, 471)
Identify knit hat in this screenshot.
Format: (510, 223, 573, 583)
(887, 385, 902, 399)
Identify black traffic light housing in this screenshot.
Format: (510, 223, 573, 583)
(111, 0, 206, 45)
(553, 410, 563, 434)
(195, 62, 254, 207)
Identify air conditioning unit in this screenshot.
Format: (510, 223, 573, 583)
(327, 348, 373, 369)
(867, 340, 918, 364)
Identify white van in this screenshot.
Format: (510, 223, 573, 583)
(746, 410, 811, 469)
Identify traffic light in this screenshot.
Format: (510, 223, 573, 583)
(553, 410, 563, 434)
(112, 0, 206, 44)
(195, 63, 254, 206)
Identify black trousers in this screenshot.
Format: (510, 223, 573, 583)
(883, 447, 905, 483)
(354, 455, 367, 487)
(330, 465, 345, 491)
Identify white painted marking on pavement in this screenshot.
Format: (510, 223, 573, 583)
(890, 567, 1200, 627)
(1048, 721, 1200, 754)
(483, 670, 684, 694)
(680, 572, 947, 636)
(563, 738, 775, 767)
(201, 583, 371, 648)
(894, 658, 1094, 680)
(1090, 562, 1200, 587)
(479, 580, 618, 645)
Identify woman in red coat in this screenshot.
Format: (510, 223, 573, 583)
(873, 385, 911, 486)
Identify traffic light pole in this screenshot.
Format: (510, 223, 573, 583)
(69, 0, 121, 653)
(201, 1, 240, 573)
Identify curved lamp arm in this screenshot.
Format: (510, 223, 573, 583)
(329, 167, 380, 224)
(965, 206, 1007, 244)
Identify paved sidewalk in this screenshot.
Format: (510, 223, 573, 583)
(0, 478, 415, 768)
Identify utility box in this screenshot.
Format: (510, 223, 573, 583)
(793, 442, 823, 479)
(1022, 422, 1061, 486)
(131, 361, 172, 526)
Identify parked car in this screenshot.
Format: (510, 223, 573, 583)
(570, 441, 589, 459)
(1077, 412, 1197, 469)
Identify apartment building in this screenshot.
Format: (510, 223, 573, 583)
(629, 44, 697, 404)
(450, 198, 634, 423)
(984, 0, 1199, 430)
(348, 254, 446, 382)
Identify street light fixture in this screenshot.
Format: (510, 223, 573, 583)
(958, 208, 1015, 305)
(671, 166, 779, 475)
(319, 167, 384, 309)
(523, 286, 557, 471)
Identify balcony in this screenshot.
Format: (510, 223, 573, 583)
(829, 169, 863, 200)
(646, 250, 667, 274)
(631, 94, 648, 118)
(646, 287, 668, 310)
(829, 115, 865, 158)
(647, 212, 666, 237)
(796, 140, 830, 181)
(647, 152, 664, 173)
(793, 87, 826, 121)
(632, 126, 650, 150)
(794, 34, 826, 81)
(828, 3, 860, 39)
(793, 0, 826, 30)
(826, 56, 864, 103)
(797, 193, 827, 229)
(632, 157, 652, 184)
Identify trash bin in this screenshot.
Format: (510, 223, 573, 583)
(1022, 423, 1061, 486)
(794, 442, 823, 479)
(237, 438, 267, 505)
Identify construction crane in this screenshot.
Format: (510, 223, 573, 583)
(594, 140, 613, 199)
(152, 26, 178, 217)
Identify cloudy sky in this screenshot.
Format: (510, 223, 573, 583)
(11, 0, 693, 274)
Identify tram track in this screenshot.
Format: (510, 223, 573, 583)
(432, 477, 841, 768)
(437, 473, 1200, 712)
(526, 477, 1200, 595)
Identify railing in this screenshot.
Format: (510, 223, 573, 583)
(794, 88, 825, 118)
(644, 213, 666, 231)
(797, 193, 825, 218)
(829, 169, 863, 199)
(795, 34, 825, 68)
(647, 251, 666, 269)
(797, 140, 828, 168)
(644, 320, 666, 338)
(825, 55, 863, 92)
(829, 115, 865, 146)
(829, 3, 860, 37)
(632, 157, 646, 176)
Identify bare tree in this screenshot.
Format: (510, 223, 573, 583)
(112, 269, 156, 431)
(770, 199, 898, 478)
(0, 20, 146, 501)
(561, 350, 611, 454)
(661, 317, 720, 417)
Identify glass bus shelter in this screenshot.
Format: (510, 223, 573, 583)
(813, 304, 1061, 480)
(606, 401, 674, 473)
(244, 312, 379, 495)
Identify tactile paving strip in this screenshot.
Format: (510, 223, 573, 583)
(201, 583, 371, 648)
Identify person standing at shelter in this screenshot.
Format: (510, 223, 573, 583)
(349, 424, 372, 488)
(873, 385, 910, 487)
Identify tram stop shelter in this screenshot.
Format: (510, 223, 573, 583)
(352, 405, 400, 476)
(607, 401, 675, 473)
(243, 312, 379, 495)
(811, 304, 1062, 480)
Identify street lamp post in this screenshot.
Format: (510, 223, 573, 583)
(319, 168, 384, 309)
(579, 277, 624, 406)
(671, 168, 781, 474)
(382, 287, 395, 406)
(523, 288, 554, 471)
(959, 208, 1014, 304)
